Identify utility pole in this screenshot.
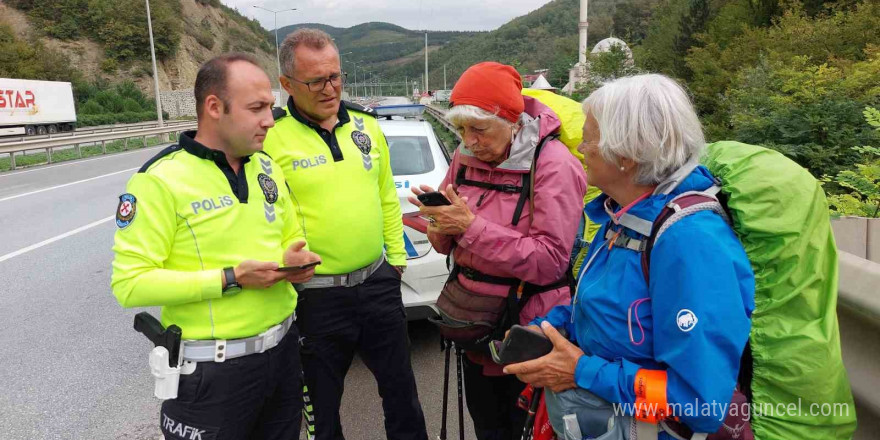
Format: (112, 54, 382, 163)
(351, 62, 358, 99)
(404, 75, 408, 99)
(253, 5, 296, 103)
(354, 62, 363, 99)
(443, 64, 447, 90)
(424, 33, 429, 92)
(145, 0, 163, 126)
(253, 6, 296, 78)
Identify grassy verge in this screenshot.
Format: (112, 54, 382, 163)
(0, 135, 169, 172)
(425, 113, 460, 155)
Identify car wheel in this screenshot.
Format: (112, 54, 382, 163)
(37, 125, 47, 135)
(48, 124, 58, 134)
(25, 126, 36, 136)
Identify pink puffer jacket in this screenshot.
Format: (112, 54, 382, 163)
(430, 96, 587, 373)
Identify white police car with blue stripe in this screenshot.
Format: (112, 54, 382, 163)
(377, 104, 451, 320)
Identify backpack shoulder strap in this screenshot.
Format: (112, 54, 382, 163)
(512, 134, 558, 226)
(640, 187, 729, 283)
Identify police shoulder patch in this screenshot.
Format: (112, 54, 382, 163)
(116, 193, 137, 228)
(258, 173, 278, 204)
(343, 101, 378, 117)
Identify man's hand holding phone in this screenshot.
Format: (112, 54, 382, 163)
(281, 240, 321, 284)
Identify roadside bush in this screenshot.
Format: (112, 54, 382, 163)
(122, 98, 143, 113)
(93, 90, 125, 113)
(78, 111, 156, 127)
(80, 100, 105, 115)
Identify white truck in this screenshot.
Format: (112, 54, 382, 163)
(0, 78, 77, 137)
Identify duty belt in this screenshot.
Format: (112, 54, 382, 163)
(295, 255, 385, 290)
(181, 314, 294, 363)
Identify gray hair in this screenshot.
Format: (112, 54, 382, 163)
(445, 105, 514, 130)
(279, 28, 337, 77)
(583, 74, 705, 186)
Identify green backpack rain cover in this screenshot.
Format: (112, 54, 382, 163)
(703, 141, 857, 439)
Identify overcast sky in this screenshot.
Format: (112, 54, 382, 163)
(224, 0, 555, 32)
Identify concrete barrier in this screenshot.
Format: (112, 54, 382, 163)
(837, 251, 880, 439)
(831, 217, 880, 263)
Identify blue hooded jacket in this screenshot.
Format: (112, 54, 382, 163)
(534, 166, 755, 434)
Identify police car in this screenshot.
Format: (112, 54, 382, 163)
(376, 104, 453, 320)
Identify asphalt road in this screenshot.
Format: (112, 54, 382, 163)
(0, 147, 475, 439)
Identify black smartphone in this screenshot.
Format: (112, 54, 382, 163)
(276, 261, 320, 272)
(417, 191, 452, 206)
(490, 325, 554, 365)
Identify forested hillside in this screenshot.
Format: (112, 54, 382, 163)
(0, 0, 278, 125)
(382, 0, 624, 89)
(275, 22, 478, 67)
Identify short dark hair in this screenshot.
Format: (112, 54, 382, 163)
(194, 53, 263, 117)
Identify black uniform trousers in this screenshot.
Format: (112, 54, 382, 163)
(160, 323, 303, 440)
(296, 260, 428, 440)
(463, 354, 528, 440)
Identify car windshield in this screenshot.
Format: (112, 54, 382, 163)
(387, 135, 435, 175)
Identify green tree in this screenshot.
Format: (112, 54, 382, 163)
(612, 0, 658, 44)
(634, 0, 691, 76)
(672, 0, 710, 79)
(825, 108, 880, 217)
(573, 44, 643, 99)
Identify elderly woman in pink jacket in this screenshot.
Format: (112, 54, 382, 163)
(409, 62, 587, 440)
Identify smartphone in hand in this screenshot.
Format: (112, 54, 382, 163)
(490, 325, 554, 365)
(417, 191, 452, 206)
(276, 261, 320, 272)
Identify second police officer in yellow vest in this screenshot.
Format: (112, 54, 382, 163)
(262, 29, 429, 440)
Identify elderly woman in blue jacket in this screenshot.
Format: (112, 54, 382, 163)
(504, 74, 755, 439)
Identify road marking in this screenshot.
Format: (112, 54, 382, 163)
(0, 144, 166, 178)
(0, 216, 114, 264)
(0, 167, 139, 203)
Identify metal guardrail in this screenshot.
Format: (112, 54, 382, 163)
(0, 123, 196, 170)
(425, 105, 461, 140)
(0, 119, 194, 145)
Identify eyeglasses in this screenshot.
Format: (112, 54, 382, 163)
(286, 73, 345, 92)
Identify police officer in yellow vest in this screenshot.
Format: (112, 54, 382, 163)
(262, 29, 428, 440)
(111, 54, 321, 440)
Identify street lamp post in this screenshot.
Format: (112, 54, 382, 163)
(145, 0, 163, 127)
(252, 5, 296, 79)
(348, 61, 358, 99)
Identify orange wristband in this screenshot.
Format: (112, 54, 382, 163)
(634, 369, 672, 423)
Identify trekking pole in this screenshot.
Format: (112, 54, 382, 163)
(439, 338, 451, 440)
(521, 387, 543, 440)
(455, 344, 465, 440)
